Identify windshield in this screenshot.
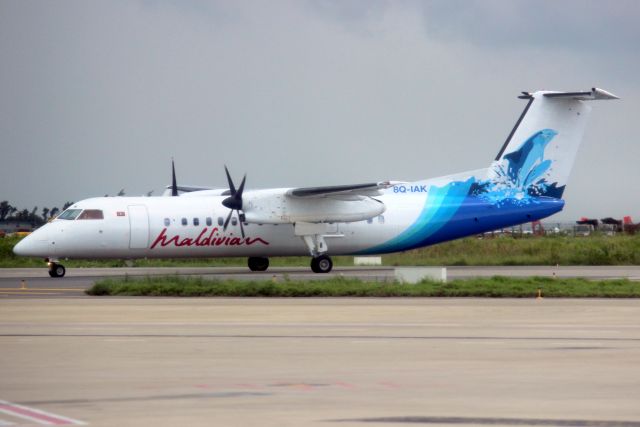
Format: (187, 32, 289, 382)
(78, 209, 104, 220)
(57, 209, 82, 220)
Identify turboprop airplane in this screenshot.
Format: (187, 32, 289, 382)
(14, 88, 618, 277)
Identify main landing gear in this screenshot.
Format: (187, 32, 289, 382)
(247, 256, 333, 273)
(310, 254, 333, 273)
(248, 257, 269, 272)
(48, 261, 66, 278)
(294, 223, 334, 273)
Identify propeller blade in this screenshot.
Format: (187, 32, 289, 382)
(221, 166, 247, 236)
(221, 168, 245, 211)
(223, 210, 233, 231)
(238, 215, 245, 238)
(224, 165, 236, 195)
(236, 174, 247, 198)
(171, 159, 178, 197)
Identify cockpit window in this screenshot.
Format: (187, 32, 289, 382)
(78, 209, 104, 220)
(57, 209, 82, 220)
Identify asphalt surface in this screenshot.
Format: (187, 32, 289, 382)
(1, 298, 640, 426)
(1, 266, 640, 298)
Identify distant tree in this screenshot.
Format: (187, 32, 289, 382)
(30, 206, 38, 223)
(117, 189, 125, 196)
(41, 207, 50, 221)
(0, 201, 11, 220)
(49, 207, 59, 219)
(17, 209, 29, 221)
(62, 201, 73, 210)
(9, 207, 17, 219)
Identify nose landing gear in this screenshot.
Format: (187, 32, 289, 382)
(48, 261, 66, 278)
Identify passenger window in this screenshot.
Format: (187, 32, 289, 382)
(231, 217, 238, 226)
(164, 218, 170, 227)
(378, 215, 385, 224)
(193, 218, 199, 226)
(181, 218, 187, 226)
(77, 209, 104, 220)
(206, 217, 212, 226)
(218, 217, 224, 226)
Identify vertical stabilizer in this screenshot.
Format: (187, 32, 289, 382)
(488, 88, 618, 199)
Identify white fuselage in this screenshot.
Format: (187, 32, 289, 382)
(16, 191, 415, 259)
(12, 169, 565, 261)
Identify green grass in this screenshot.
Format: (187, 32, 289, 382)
(3, 233, 640, 268)
(383, 234, 640, 266)
(86, 275, 640, 298)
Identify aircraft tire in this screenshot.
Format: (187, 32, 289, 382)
(248, 257, 269, 272)
(48, 263, 66, 278)
(311, 255, 332, 274)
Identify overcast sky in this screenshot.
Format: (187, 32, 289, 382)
(1, 0, 638, 221)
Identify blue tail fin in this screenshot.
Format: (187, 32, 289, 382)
(487, 88, 618, 199)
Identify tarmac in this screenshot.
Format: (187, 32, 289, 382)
(1, 296, 640, 426)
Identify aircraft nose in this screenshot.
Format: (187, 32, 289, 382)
(13, 227, 52, 257)
(13, 234, 36, 256)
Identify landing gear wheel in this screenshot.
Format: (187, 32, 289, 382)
(248, 257, 269, 272)
(48, 262, 66, 278)
(310, 255, 333, 274)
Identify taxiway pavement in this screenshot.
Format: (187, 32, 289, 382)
(1, 298, 640, 426)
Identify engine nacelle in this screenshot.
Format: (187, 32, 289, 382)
(242, 189, 385, 224)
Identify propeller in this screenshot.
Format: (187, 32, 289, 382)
(221, 166, 247, 238)
(171, 159, 179, 196)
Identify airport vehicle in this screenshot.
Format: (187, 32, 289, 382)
(13, 88, 618, 277)
(574, 223, 595, 237)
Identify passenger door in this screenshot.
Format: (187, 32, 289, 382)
(128, 205, 149, 249)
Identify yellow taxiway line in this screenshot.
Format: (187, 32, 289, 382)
(0, 289, 85, 293)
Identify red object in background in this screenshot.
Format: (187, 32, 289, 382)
(623, 216, 633, 224)
(531, 220, 545, 236)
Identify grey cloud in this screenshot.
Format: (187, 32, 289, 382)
(420, 0, 640, 51)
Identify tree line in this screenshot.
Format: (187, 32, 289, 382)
(0, 201, 74, 226)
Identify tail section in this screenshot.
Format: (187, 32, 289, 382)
(487, 88, 618, 199)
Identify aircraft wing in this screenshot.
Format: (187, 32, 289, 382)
(286, 181, 396, 198)
(163, 185, 213, 195)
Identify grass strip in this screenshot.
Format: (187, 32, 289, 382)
(86, 275, 640, 298)
(3, 234, 640, 268)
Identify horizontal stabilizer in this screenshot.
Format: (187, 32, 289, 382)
(539, 87, 619, 101)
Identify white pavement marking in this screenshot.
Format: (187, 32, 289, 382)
(0, 400, 86, 426)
